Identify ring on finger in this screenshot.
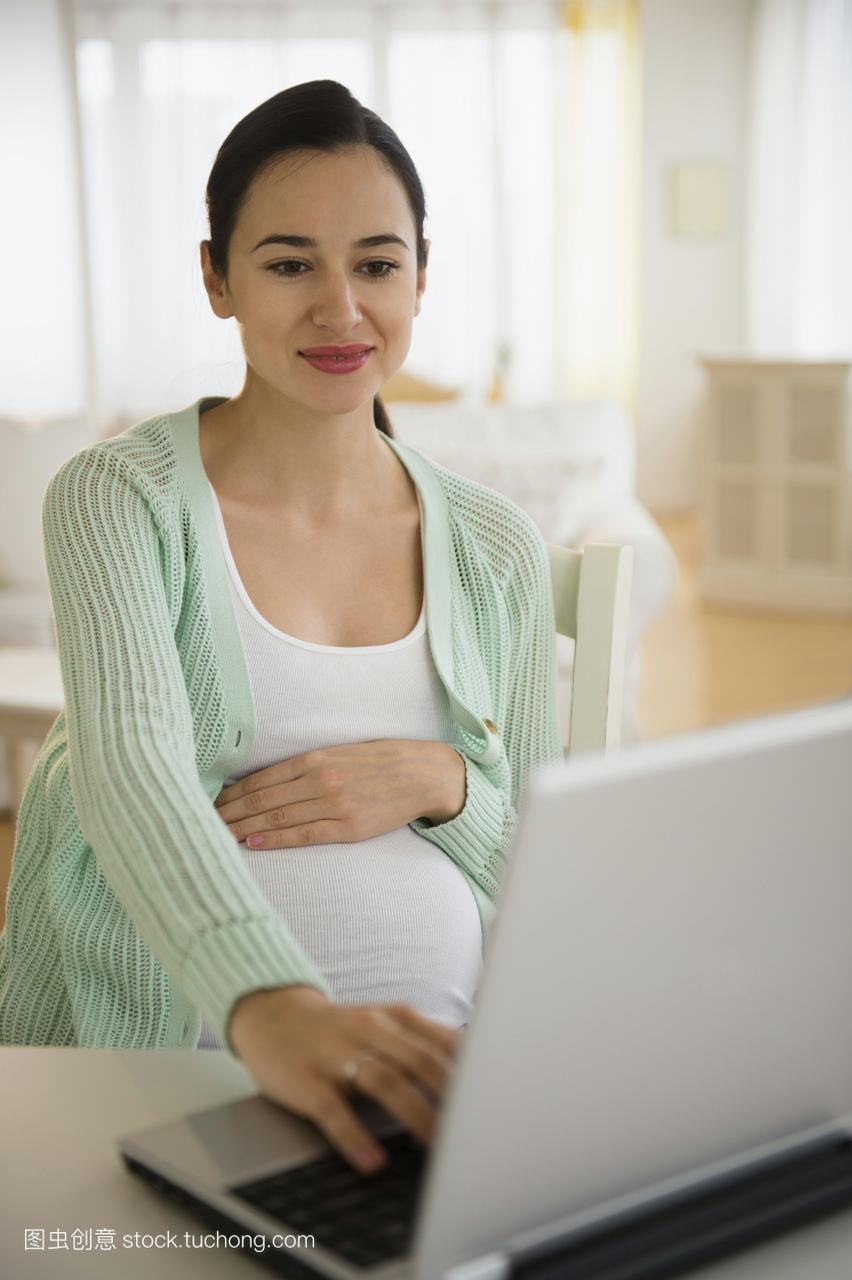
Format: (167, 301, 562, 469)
(342, 1050, 376, 1092)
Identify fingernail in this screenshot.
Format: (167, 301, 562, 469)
(247, 835, 263, 847)
(357, 1146, 386, 1173)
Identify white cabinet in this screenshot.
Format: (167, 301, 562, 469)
(698, 355, 852, 612)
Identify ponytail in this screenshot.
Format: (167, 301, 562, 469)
(372, 392, 394, 439)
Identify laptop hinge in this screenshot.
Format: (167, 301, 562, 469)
(442, 1253, 509, 1280)
(455, 1129, 852, 1280)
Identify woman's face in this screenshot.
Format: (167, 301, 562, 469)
(203, 145, 428, 414)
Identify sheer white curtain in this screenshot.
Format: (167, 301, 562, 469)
(745, 0, 852, 354)
(0, 0, 88, 420)
(555, 0, 640, 407)
(4, 0, 640, 430)
(69, 0, 563, 430)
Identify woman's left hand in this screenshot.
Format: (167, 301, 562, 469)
(213, 738, 466, 850)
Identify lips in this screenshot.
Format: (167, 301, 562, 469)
(300, 345, 373, 356)
(299, 348, 373, 375)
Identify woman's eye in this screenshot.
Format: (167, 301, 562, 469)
(362, 260, 400, 278)
(268, 260, 307, 277)
(266, 259, 400, 280)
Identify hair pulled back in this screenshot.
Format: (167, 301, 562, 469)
(205, 80, 429, 439)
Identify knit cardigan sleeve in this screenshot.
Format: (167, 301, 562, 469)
(42, 448, 333, 1045)
(409, 514, 564, 901)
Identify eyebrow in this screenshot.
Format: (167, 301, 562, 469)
(251, 232, 410, 253)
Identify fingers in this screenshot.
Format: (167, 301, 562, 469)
(237, 817, 348, 850)
(386, 1002, 463, 1059)
(304, 1085, 392, 1176)
(290, 1057, 435, 1178)
(322, 1007, 460, 1160)
(360, 1010, 455, 1101)
(344, 1055, 438, 1148)
(302, 1009, 459, 1175)
(238, 995, 466, 1179)
(215, 776, 317, 825)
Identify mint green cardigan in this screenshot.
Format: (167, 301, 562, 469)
(0, 397, 564, 1050)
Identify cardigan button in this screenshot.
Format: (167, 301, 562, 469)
(483, 718, 498, 734)
(180, 1020, 189, 1041)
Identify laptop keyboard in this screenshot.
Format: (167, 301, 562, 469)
(231, 1129, 427, 1270)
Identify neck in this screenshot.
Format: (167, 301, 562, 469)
(200, 382, 406, 523)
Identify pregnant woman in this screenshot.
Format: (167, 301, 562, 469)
(0, 80, 564, 1174)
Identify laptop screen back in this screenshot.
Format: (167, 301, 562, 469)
(414, 699, 852, 1280)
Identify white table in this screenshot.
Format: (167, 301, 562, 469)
(3, 1048, 852, 1279)
(0, 1048, 260, 1278)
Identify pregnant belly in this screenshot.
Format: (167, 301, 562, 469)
(238, 826, 484, 1025)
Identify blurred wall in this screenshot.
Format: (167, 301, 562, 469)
(637, 0, 752, 512)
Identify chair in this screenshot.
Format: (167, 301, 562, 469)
(548, 542, 634, 755)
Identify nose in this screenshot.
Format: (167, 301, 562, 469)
(310, 269, 363, 333)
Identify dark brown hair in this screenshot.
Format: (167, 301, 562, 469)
(204, 80, 430, 439)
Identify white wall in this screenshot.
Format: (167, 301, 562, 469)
(637, 0, 753, 513)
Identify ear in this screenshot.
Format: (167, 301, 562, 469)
(414, 239, 429, 318)
(200, 240, 235, 319)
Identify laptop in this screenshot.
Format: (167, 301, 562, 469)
(118, 697, 852, 1279)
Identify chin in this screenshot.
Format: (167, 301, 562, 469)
(297, 390, 382, 417)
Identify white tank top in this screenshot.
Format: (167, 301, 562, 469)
(197, 481, 484, 1048)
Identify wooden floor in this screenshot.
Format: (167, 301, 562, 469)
(638, 513, 852, 738)
(1, 511, 851, 932)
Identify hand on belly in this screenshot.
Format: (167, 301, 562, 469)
(212, 738, 465, 850)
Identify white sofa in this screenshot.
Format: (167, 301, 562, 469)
(0, 412, 101, 810)
(0, 399, 677, 811)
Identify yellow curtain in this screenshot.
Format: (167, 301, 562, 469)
(556, 0, 641, 414)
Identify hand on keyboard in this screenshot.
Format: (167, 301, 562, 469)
(227, 985, 462, 1176)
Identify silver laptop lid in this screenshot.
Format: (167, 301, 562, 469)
(414, 698, 852, 1280)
